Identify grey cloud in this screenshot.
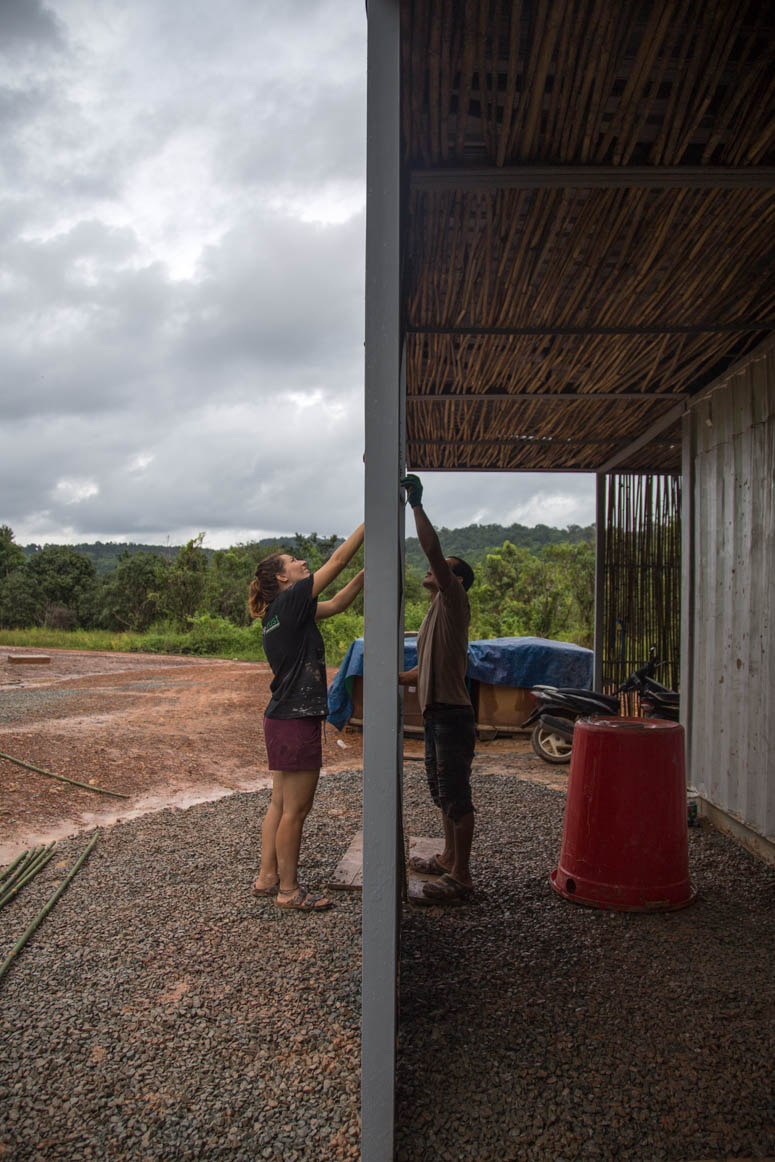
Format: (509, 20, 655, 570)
(0, 0, 64, 47)
(0, 0, 596, 551)
(187, 211, 365, 374)
(219, 80, 365, 191)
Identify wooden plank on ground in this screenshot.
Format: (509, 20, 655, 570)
(328, 830, 363, 891)
(7, 656, 51, 665)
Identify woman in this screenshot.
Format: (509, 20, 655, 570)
(248, 523, 364, 912)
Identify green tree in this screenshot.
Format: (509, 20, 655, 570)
(25, 545, 98, 628)
(164, 534, 209, 630)
(542, 541, 595, 646)
(0, 526, 26, 578)
(0, 569, 42, 628)
(98, 551, 170, 632)
(472, 542, 547, 638)
(470, 538, 595, 644)
(288, 532, 340, 573)
(205, 541, 280, 626)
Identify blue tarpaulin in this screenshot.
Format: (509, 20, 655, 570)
(326, 635, 593, 730)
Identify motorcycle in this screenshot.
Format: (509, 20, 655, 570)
(522, 647, 679, 764)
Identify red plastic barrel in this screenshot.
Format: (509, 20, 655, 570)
(550, 717, 696, 911)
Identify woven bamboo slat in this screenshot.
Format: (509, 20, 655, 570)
(400, 0, 774, 472)
(403, 0, 775, 167)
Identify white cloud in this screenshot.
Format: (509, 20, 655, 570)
(128, 453, 153, 473)
(53, 477, 99, 504)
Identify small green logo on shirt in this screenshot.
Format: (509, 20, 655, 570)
(263, 616, 280, 635)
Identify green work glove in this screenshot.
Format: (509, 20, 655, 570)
(401, 474, 423, 508)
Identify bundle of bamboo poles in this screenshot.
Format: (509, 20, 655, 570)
(0, 843, 57, 912)
(601, 473, 682, 697)
(0, 835, 98, 986)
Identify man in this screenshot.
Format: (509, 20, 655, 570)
(399, 473, 476, 904)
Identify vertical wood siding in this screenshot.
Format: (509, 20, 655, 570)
(690, 338, 775, 840)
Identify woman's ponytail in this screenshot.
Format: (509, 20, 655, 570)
(248, 553, 286, 620)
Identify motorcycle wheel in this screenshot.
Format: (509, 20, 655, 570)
(531, 721, 574, 764)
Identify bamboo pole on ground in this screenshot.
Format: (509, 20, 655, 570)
(0, 850, 30, 885)
(0, 752, 129, 799)
(0, 834, 99, 986)
(0, 845, 56, 911)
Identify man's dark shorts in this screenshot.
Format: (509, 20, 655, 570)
(423, 703, 476, 820)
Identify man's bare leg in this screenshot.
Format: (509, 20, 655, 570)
(449, 810, 474, 889)
(436, 811, 455, 870)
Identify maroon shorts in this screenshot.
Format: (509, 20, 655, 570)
(263, 715, 323, 772)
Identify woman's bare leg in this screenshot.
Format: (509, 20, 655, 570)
(273, 768, 322, 896)
(255, 772, 284, 891)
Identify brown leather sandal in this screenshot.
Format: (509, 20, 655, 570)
(275, 887, 333, 912)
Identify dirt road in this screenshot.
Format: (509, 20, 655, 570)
(0, 647, 372, 863)
(0, 646, 544, 864)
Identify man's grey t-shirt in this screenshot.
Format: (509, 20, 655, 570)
(416, 579, 471, 712)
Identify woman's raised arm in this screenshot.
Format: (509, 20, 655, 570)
(311, 523, 364, 598)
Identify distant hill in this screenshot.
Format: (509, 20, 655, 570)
(18, 535, 329, 576)
(22, 523, 594, 577)
(404, 521, 595, 574)
(20, 541, 190, 576)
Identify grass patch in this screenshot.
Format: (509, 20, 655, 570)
(0, 621, 265, 661)
(0, 613, 365, 666)
(0, 627, 147, 653)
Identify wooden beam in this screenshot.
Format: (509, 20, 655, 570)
(597, 401, 687, 472)
(408, 435, 676, 448)
(407, 391, 688, 404)
(407, 320, 775, 338)
(411, 165, 775, 191)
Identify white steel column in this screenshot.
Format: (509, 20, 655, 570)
(593, 474, 606, 689)
(680, 412, 696, 780)
(362, 1, 402, 1160)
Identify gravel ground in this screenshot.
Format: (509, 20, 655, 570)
(1, 764, 774, 1162)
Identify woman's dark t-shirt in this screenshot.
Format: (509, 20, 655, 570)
(262, 575, 327, 719)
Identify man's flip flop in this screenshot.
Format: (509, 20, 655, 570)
(421, 873, 473, 903)
(275, 887, 333, 912)
(252, 879, 280, 897)
(408, 854, 449, 876)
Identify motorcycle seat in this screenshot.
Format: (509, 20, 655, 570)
(556, 688, 618, 702)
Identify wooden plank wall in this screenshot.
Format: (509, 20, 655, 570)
(689, 336, 775, 841)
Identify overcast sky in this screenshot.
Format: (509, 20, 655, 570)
(1, 0, 595, 550)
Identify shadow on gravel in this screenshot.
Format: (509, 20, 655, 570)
(396, 770, 775, 1162)
(0, 775, 364, 1162)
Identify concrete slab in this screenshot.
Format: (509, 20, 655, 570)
(328, 830, 363, 891)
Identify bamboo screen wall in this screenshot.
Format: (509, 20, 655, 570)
(602, 474, 682, 695)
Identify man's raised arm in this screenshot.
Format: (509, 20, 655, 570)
(401, 474, 453, 591)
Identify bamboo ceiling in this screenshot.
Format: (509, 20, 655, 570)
(400, 0, 775, 473)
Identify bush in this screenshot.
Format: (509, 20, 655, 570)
(44, 603, 78, 630)
(318, 610, 363, 667)
(132, 616, 264, 660)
